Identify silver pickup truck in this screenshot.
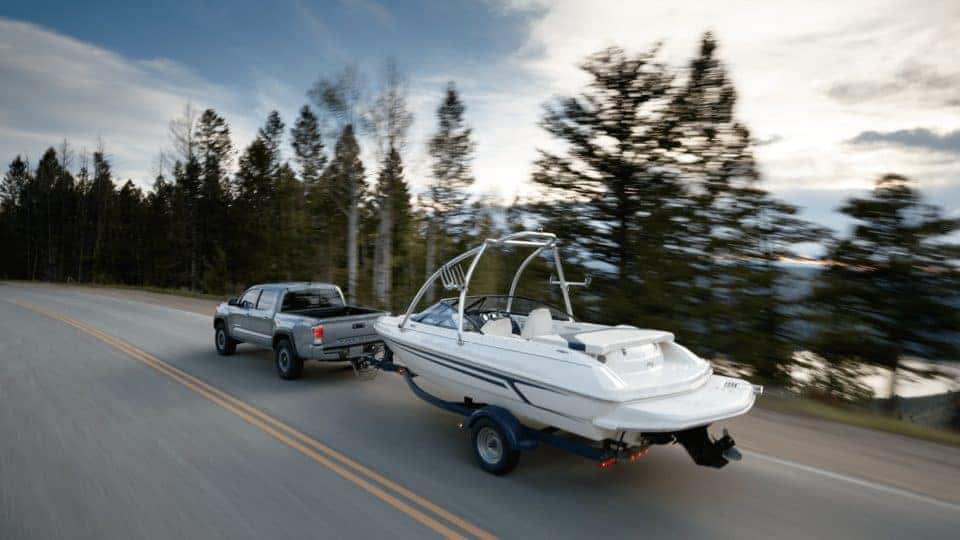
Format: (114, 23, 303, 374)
(213, 282, 384, 379)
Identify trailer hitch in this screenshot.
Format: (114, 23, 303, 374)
(674, 426, 741, 468)
(350, 345, 403, 380)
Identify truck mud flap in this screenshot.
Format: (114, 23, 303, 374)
(673, 426, 740, 468)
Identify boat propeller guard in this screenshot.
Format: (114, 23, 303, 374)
(673, 426, 741, 468)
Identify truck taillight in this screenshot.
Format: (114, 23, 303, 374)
(312, 325, 324, 341)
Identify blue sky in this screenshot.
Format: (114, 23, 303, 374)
(1, 0, 534, 91)
(2, 0, 958, 244)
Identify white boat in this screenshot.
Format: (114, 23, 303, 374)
(373, 231, 761, 472)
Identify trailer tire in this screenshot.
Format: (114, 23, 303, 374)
(275, 338, 303, 380)
(471, 418, 520, 475)
(215, 322, 237, 356)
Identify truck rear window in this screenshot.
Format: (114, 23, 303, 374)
(282, 289, 344, 311)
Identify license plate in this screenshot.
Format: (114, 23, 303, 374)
(349, 346, 362, 357)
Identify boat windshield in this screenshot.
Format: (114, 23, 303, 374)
(437, 296, 572, 321)
(412, 301, 479, 332)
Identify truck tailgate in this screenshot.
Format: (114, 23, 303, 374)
(318, 313, 382, 351)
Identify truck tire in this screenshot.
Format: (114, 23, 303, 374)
(215, 322, 237, 356)
(471, 418, 521, 475)
(275, 338, 303, 380)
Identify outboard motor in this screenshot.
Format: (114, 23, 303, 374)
(673, 426, 741, 468)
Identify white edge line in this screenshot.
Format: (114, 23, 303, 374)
(742, 449, 960, 511)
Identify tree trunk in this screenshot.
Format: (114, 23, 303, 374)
(325, 227, 334, 283)
(93, 201, 104, 282)
(46, 203, 54, 280)
(374, 198, 392, 309)
(885, 362, 900, 416)
(425, 221, 436, 303)
(346, 199, 358, 305)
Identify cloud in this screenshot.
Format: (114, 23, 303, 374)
(827, 62, 960, 105)
(0, 17, 255, 186)
(480, 0, 960, 208)
(847, 128, 960, 155)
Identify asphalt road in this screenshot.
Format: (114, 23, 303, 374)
(1, 283, 958, 539)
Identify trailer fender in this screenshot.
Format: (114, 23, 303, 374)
(464, 406, 539, 451)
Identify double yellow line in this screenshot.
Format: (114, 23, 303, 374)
(10, 300, 495, 540)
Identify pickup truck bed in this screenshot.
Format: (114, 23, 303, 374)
(282, 306, 380, 319)
(213, 282, 384, 379)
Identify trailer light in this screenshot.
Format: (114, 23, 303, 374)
(628, 448, 649, 461)
(312, 325, 324, 341)
(598, 457, 617, 469)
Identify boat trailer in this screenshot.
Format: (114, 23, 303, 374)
(353, 349, 742, 475)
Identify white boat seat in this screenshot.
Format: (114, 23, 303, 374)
(521, 308, 554, 339)
(481, 317, 513, 337)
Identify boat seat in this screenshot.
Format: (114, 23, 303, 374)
(481, 317, 513, 337)
(521, 308, 554, 339)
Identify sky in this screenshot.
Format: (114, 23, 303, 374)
(1, 0, 958, 243)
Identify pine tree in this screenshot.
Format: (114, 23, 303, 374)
(0, 156, 31, 278)
(90, 149, 115, 282)
(531, 46, 683, 327)
(291, 104, 329, 280)
(195, 109, 234, 291)
(291, 105, 327, 184)
(669, 33, 737, 354)
(31, 148, 62, 280)
(74, 151, 92, 283)
(259, 111, 285, 167)
(370, 61, 413, 307)
(372, 146, 412, 309)
(144, 172, 177, 287)
(53, 140, 77, 281)
(113, 180, 145, 284)
(668, 35, 826, 378)
(172, 156, 202, 288)
(425, 82, 476, 298)
(808, 174, 960, 407)
(233, 115, 283, 285)
(323, 125, 366, 303)
(271, 162, 313, 281)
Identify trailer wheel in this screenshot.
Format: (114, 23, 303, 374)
(215, 322, 237, 356)
(275, 339, 303, 380)
(471, 418, 520, 475)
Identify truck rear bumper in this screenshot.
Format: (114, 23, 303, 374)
(304, 341, 382, 361)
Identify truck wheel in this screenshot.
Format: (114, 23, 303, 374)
(275, 339, 303, 380)
(471, 418, 520, 475)
(215, 322, 237, 356)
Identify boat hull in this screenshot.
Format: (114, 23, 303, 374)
(377, 317, 757, 444)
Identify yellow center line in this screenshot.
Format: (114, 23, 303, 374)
(9, 299, 496, 540)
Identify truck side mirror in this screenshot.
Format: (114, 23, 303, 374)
(228, 298, 241, 307)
